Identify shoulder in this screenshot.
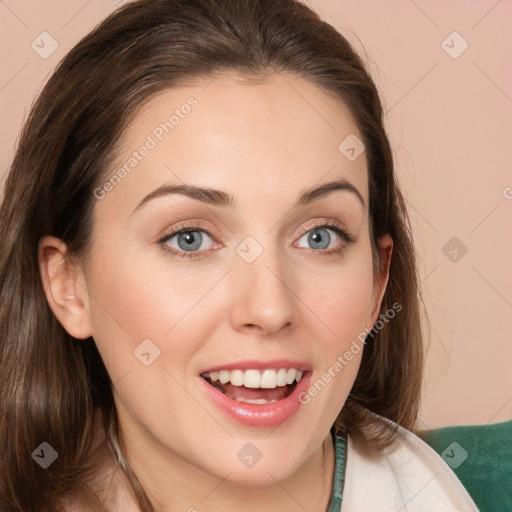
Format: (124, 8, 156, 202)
(341, 412, 479, 511)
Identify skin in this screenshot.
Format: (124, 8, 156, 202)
(39, 73, 392, 511)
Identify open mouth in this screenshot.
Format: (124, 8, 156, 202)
(201, 368, 304, 405)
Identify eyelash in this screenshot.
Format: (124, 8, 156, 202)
(157, 220, 355, 260)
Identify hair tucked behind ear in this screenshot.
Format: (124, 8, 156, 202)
(0, 0, 424, 509)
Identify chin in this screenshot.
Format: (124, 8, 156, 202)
(192, 432, 315, 487)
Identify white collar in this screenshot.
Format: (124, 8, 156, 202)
(340, 413, 479, 511)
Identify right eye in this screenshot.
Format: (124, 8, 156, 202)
(159, 225, 218, 258)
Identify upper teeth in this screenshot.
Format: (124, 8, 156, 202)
(203, 368, 303, 389)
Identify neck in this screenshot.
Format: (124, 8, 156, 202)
(119, 430, 335, 512)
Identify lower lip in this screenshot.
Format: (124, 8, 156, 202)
(199, 373, 312, 428)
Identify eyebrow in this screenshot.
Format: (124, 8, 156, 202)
(132, 176, 365, 215)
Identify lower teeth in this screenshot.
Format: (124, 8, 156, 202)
(207, 379, 283, 404)
(234, 397, 278, 404)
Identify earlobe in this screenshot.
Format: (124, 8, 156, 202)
(370, 233, 394, 323)
(38, 236, 92, 340)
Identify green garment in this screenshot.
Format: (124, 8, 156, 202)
(327, 428, 347, 511)
(417, 420, 512, 512)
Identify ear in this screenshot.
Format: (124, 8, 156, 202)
(38, 236, 92, 339)
(369, 233, 393, 325)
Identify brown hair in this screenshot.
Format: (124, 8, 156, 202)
(0, 0, 424, 510)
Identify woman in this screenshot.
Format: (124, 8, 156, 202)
(0, 0, 479, 510)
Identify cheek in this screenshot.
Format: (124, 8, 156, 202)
(301, 249, 376, 343)
(84, 245, 217, 382)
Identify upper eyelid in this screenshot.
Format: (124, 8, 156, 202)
(297, 220, 349, 236)
(158, 221, 216, 240)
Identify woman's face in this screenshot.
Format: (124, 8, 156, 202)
(77, 73, 391, 485)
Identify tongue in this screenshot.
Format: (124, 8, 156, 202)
(221, 382, 290, 401)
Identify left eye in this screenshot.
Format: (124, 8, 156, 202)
(296, 226, 341, 251)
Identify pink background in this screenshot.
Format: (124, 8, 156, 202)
(1, 0, 511, 429)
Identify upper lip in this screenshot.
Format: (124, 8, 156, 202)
(199, 359, 312, 374)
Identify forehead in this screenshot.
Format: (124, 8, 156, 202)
(100, 72, 368, 215)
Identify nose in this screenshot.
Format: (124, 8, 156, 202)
(228, 242, 299, 337)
